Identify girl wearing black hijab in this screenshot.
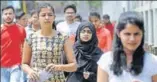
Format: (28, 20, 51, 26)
(66, 22, 103, 82)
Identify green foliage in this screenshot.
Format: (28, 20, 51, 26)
(88, 1, 102, 9)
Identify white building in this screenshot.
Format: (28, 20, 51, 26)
(102, 1, 124, 22)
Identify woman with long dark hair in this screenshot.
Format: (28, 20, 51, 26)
(97, 11, 157, 82)
(21, 3, 77, 82)
(67, 22, 103, 82)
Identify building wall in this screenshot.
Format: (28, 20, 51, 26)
(130, 1, 157, 55)
(102, 1, 124, 22)
(1, 1, 9, 24)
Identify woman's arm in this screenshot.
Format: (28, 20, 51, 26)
(152, 74, 157, 82)
(21, 41, 32, 73)
(61, 39, 77, 72)
(45, 39, 77, 73)
(21, 41, 39, 81)
(97, 65, 108, 82)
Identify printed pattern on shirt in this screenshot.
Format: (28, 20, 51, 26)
(27, 32, 68, 82)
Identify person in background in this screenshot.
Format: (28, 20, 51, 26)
(25, 9, 40, 39)
(1, 5, 26, 82)
(56, 4, 80, 36)
(74, 14, 82, 22)
(67, 22, 103, 82)
(16, 10, 28, 27)
(111, 20, 116, 28)
(102, 14, 114, 40)
(89, 12, 112, 52)
(56, 5, 80, 77)
(27, 14, 32, 26)
(21, 3, 77, 82)
(97, 11, 157, 82)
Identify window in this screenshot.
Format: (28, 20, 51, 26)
(141, 1, 143, 6)
(150, 10, 154, 45)
(154, 9, 157, 46)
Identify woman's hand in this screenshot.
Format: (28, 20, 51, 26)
(27, 69, 39, 82)
(45, 63, 62, 73)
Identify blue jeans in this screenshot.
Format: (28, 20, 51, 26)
(1, 65, 21, 82)
(20, 70, 28, 82)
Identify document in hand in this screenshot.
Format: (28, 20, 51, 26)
(39, 70, 53, 82)
(27, 70, 53, 82)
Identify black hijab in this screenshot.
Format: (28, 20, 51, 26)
(74, 22, 103, 71)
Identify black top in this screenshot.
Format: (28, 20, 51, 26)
(66, 22, 103, 82)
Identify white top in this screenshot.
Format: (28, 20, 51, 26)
(56, 21, 80, 36)
(97, 51, 157, 82)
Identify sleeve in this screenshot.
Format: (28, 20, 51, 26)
(56, 23, 61, 32)
(17, 24, 26, 44)
(63, 34, 69, 43)
(25, 33, 33, 47)
(22, 28, 26, 43)
(150, 54, 157, 76)
(97, 52, 112, 74)
(25, 27, 29, 40)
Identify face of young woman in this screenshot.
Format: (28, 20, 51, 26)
(18, 14, 28, 27)
(118, 23, 143, 52)
(80, 27, 92, 42)
(31, 13, 39, 26)
(103, 18, 110, 24)
(38, 7, 55, 28)
(89, 16, 101, 29)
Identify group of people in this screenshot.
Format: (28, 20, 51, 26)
(1, 2, 157, 82)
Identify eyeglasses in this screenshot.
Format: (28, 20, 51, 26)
(80, 30, 92, 34)
(65, 12, 75, 15)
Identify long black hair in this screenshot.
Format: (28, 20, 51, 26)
(111, 11, 145, 76)
(37, 3, 56, 30)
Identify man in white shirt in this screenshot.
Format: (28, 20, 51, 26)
(56, 4, 80, 36)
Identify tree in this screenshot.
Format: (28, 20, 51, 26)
(88, 1, 102, 11)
